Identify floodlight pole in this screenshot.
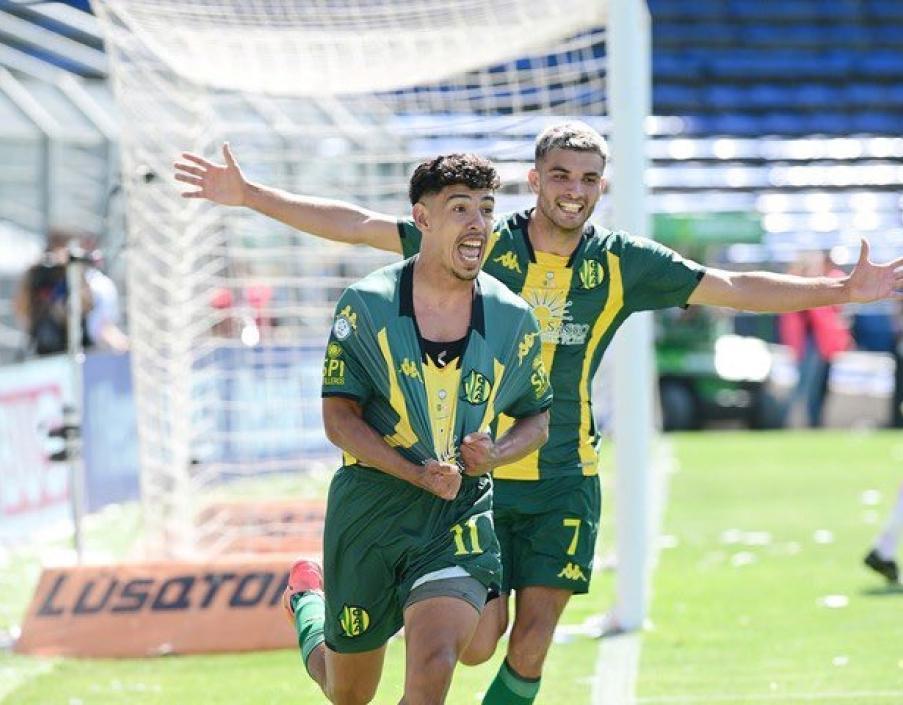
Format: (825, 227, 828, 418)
(609, 0, 654, 632)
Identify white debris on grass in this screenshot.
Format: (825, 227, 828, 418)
(813, 529, 834, 544)
(861, 489, 882, 506)
(817, 594, 849, 609)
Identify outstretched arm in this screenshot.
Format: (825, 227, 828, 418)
(174, 143, 402, 253)
(323, 396, 461, 499)
(459, 409, 550, 477)
(688, 239, 903, 312)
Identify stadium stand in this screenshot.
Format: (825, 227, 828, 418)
(0, 0, 900, 364)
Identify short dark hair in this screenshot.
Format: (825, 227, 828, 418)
(408, 153, 500, 205)
(534, 121, 609, 170)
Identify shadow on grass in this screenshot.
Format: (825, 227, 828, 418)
(859, 583, 903, 597)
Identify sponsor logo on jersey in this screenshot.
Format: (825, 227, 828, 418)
(517, 331, 538, 365)
(578, 259, 605, 289)
(326, 342, 343, 359)
(556, 562, 588, 582)
(461, 370, 492, 405)
(530, 354, 550, 399)
(399, 358, 421, 380)
(339, 604, 371, 637)
(523, 289, 588, 345)
(493, 251, 522, 273)
(323, 357, 346, 385)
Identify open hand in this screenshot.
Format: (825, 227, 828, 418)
(173, 143, 247, 206)
(460, 432, 497, 477)
(846, 238, 903, 303)
(420, 460, 462, 500)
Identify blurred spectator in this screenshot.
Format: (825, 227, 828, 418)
(864, 482, 903, 585)
(13, 227, 128, 357)
(778, 252, 852, 427)
(209, 283, 273, 344)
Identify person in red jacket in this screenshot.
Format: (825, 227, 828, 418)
(778, 252, 852, 427)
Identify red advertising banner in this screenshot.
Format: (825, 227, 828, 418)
(16, 556, 306, 657)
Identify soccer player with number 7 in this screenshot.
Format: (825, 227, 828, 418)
(175, 122, 903, 705)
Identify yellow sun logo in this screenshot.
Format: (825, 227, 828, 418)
(523, 289, 572, 340)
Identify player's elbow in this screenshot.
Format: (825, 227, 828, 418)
(322, 396, 362, 448)
(533, 410, 550, 446)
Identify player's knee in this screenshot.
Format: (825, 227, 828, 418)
(327, 679, 377, 705)
(408, 645, 458, 691)
(459, 636, 497, 666)
(507, 627, 553, 674)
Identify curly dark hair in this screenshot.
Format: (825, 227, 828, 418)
(408, 153, 500, 205)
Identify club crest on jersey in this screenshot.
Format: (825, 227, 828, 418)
(339, 604, 371, 637)
(578, 259, 605, 289)
(461, 370, 492, 405)
(492, 251, 522, 273)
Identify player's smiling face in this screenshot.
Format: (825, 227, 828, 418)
(530, 148, 606, 234)
(416, 185, 495, 281)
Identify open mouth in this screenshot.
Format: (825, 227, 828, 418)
(558, 200, 585, 216)
(457, 237, 484, 265)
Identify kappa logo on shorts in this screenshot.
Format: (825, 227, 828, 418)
(339, 604, 371, 637)
(556, 562, 588, 582)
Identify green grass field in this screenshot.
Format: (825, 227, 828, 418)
(2, 431, 901, 704)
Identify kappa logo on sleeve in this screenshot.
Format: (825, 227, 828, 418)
(530, 355, 550, 399)
(517, 330, 538, 365)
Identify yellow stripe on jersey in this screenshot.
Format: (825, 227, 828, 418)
(422, 358, 462, 463)
(494, 252, 573, 481)
(477, 358, 506, 432)
(377, 328, 418, 449)
(578, 251, 624, 474)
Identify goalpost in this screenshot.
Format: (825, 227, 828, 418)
(91, 0, 654, 631)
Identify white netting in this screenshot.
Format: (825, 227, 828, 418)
(92, 0, 609, 558)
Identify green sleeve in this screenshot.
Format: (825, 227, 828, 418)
(321, 290, 375, 404)
(500, 311, 553, 419)
(619, 234, 706, 312)
(397, 218, 423, 258)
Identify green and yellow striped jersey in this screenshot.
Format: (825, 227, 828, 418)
(321, 258, 553, 473)
(398, 210, 705, 480)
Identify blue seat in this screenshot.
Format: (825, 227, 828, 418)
(708, 113, 761, 136)
(760, 112, 809, 136)
(867, 0, 903, 20)
(886, 84, 903, 106)
(850, 112, 899, 134)
(804, 113, 854, 135)
(857, 51, 903, 77)
(745, 84, 793, 109)
(704, 84, 749, 110)
(653, 52, 704, 80)
(654, 83, 700, 110)
(844, 83, 888, 106)
(795, 83, 841, 108)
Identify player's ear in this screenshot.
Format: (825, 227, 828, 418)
(412, 202, 430, 231)
(527, 168, 540, 194)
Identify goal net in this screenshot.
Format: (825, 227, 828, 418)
(91, 0, 612, 559)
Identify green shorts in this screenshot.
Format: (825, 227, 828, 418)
(322, 465, 500, 653)
(493, 474, 601, 595)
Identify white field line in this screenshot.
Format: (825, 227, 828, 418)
(637, 691, 903, 703)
